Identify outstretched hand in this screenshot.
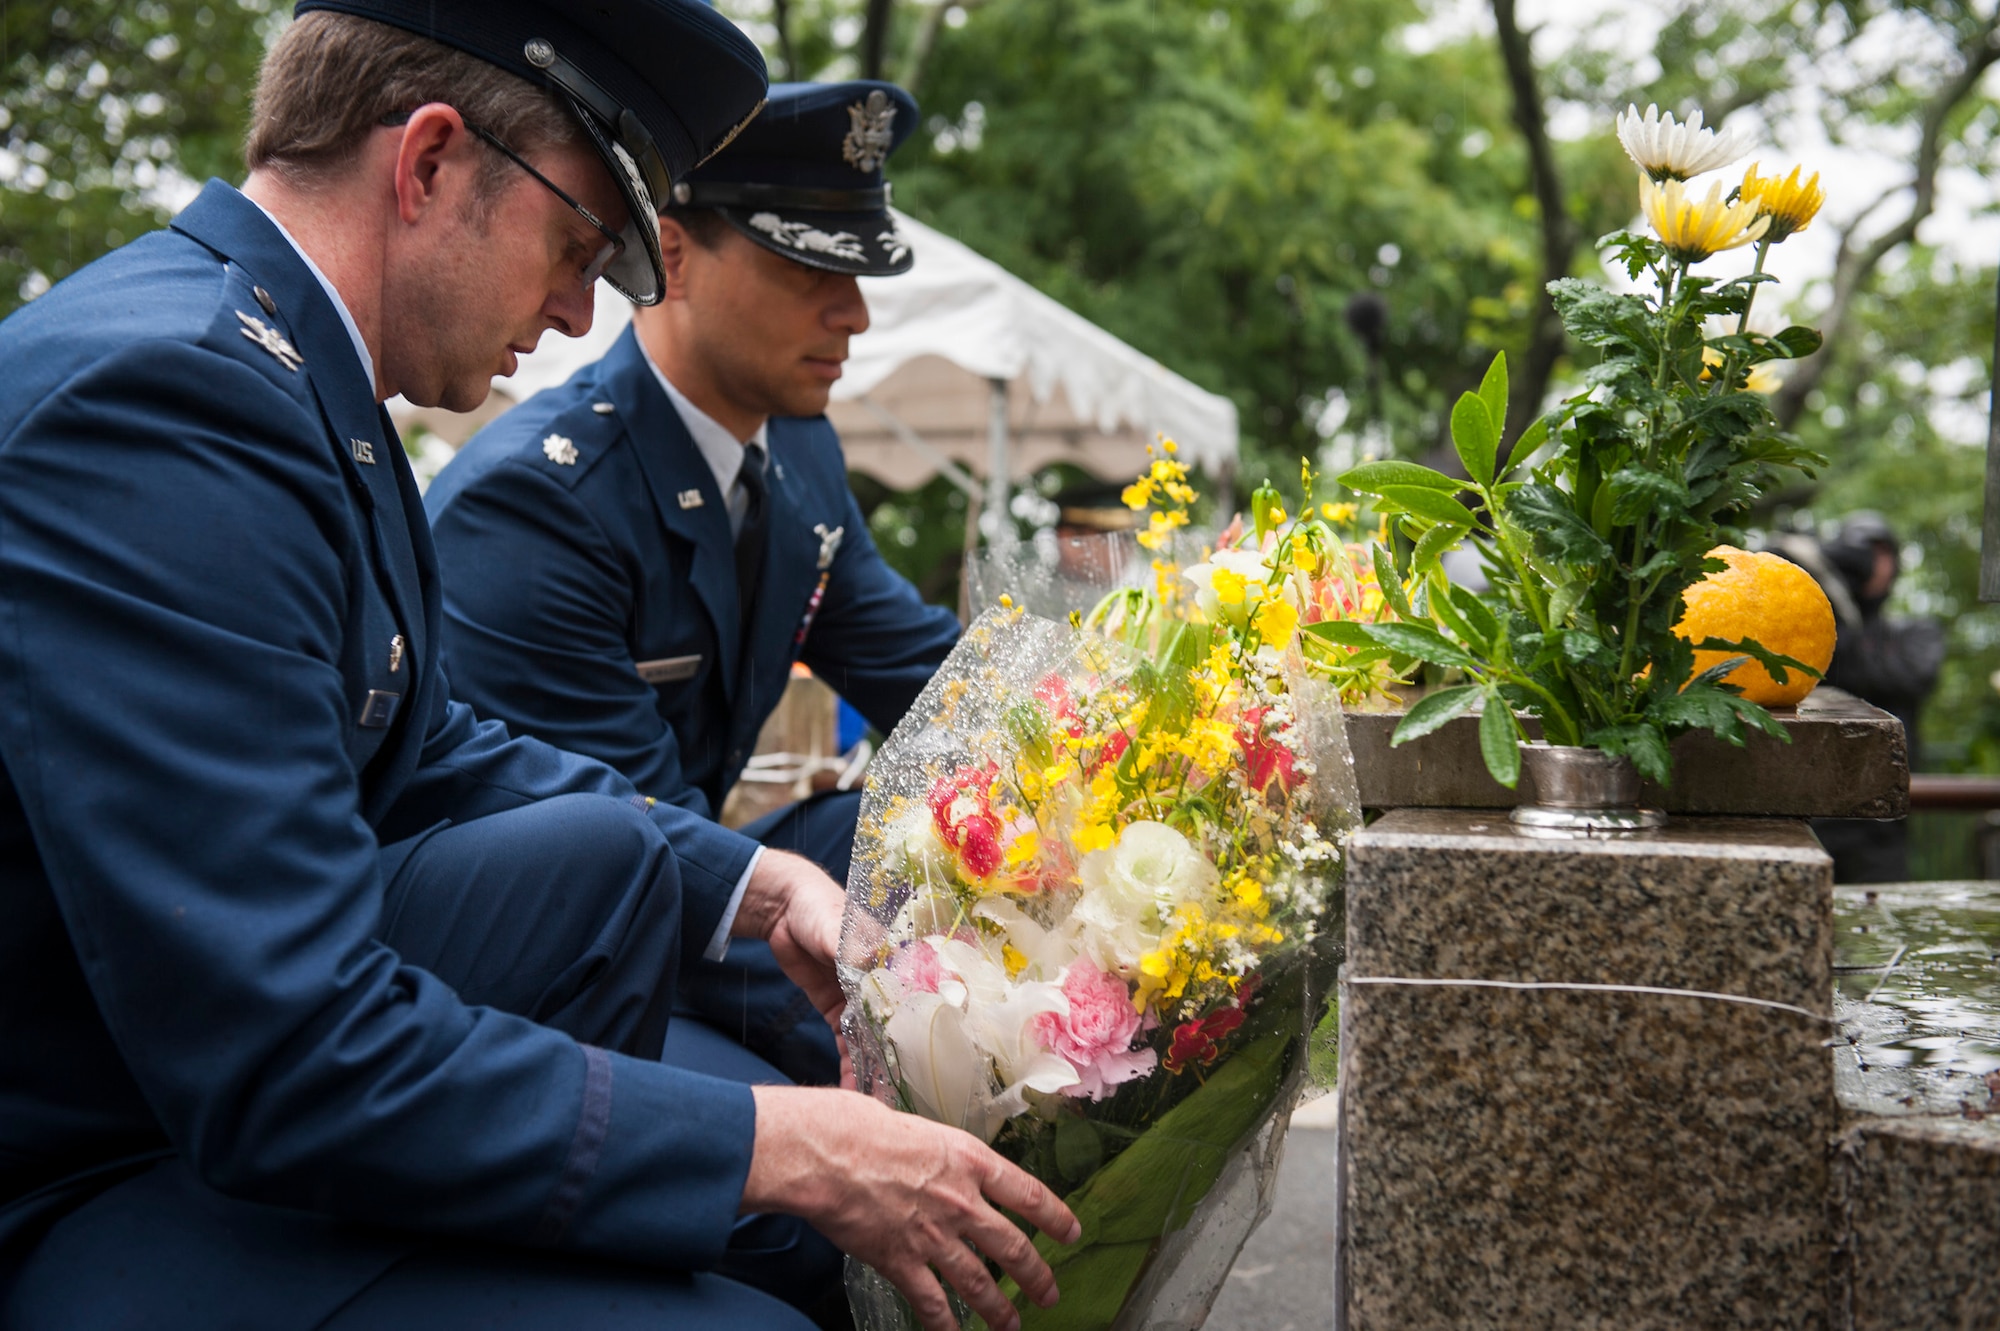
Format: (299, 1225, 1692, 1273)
(745, 1087, 1081, 1331)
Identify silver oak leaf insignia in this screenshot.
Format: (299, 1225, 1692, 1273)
(748, 213, 865, 263)
(236, 311, 303, 372)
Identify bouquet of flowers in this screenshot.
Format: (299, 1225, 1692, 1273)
(840, 447, 1368, 1329)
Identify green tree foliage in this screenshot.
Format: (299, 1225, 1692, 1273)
(885, 0, 1637, 488)
(0, 1, 280, 314)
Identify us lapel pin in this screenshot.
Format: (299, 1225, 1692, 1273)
(351, 438, 376, 465)
(678, 489, 705, 509)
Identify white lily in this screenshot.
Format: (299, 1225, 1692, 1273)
(881, 936, 1079, 1142)
(1615, 103, 1747, 182)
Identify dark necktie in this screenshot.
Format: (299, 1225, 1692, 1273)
(734, 441, 768, 633)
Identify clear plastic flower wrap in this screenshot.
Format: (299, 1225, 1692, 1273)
(838, 598, 1359, 1330)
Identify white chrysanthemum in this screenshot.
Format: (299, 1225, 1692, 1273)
(1615, 103, 1747, 182)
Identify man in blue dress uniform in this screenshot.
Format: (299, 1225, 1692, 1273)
(426, 81, 962, 1087)
(0, 6, 1073, 1329)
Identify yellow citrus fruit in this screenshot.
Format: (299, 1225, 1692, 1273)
(1673, 545, 1835, 706)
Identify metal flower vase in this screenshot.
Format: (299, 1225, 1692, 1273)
(1510, 743, 1667, 835)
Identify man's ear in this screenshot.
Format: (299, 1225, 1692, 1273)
(656, 215, 699, 301)
(391, 103, 475, 226)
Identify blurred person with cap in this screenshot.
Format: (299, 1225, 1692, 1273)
(0, 7, 1075, 1329)
(426, 81, 961, 1089)
(1782, 512, 1946, 882)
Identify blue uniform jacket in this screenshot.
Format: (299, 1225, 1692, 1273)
(424, 325, 961, 822)
(0, 182, 762, 1274)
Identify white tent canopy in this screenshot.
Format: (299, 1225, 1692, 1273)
(399, 211, 1237, 509)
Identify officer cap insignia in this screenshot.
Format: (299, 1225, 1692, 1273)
(842, 90, 897, 173)
(677, 488, 705, 509)
(814, 522, 845, 570)
(542, 433, 579, 466)
(236, 311, 303, 372)
(748, 212, 865, 264)
(253, 286, 277, 316)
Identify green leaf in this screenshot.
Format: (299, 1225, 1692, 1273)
(1339, 460, 1462, 495)
(1445, 584, 1500, 653)
(1452, 391, 1497, 489)
(1691, 636, 1822, 686)
(1509, 414, 1550, 468)
(1478, 694, 1521, 788)
(1768, 325, 1823, 359)
(1373, 544, 1413, 619)
(1391, 684, 1484, 743)
(1477, 352, 1509, 459)
(1505, 484, 1614, 564)
(1055, 1112, 1105, 1184)
(1585, 724, 1674, 786)
(1648, 684, 1746, 746)
(1607, 467, 1691, 524)
(1380, 485, 1478, 529)
(1427, 578, 1491, 655)
(1364, 621, 1480, 672)
(1001, 1031, 1295, 1330)
(1410, 522, 1464, 580)
(1299, 619, 1378, 649)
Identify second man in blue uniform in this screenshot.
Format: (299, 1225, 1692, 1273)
(427, 80, 962, 1085)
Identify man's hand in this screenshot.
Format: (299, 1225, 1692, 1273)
(745, 1087, 1081, 1331)
(731, 848, 846, 1031)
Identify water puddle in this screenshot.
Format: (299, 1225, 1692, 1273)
(1833, 881, 2000, 1117)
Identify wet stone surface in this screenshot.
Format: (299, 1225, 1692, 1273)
(1829, 880, 2000, 1331)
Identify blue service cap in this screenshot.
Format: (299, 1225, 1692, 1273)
(296, 0, 769, 304)
(671, 80, 918, 277)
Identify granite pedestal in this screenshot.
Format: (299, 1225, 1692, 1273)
(1339, 810, 1836, 1329)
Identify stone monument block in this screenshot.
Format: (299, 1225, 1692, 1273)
(1340, 809, 1836, 1329)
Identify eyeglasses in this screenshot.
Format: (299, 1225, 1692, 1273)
(381, 111, 625, 289)
(464, 122, 625, 289)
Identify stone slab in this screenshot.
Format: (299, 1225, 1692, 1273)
(1831, 1114, 2000, 1331)
(1340, 809, 1835, 1330)
(1345, 687, 1908, 819)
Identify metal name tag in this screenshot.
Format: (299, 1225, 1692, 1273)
(635, 654, 702, 684)
(358, 689, 401, 729)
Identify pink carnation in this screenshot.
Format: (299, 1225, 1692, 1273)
(889, 940, 944, 994)
(1032, 960, 1157, 1100)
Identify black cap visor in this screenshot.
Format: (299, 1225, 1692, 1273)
(677, 180, 911, 277)
(564, 100, 664, 304)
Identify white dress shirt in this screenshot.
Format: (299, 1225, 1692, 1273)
(643, 348, 770, 538)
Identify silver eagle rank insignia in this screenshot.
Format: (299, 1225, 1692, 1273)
(841, 90, 897, 174)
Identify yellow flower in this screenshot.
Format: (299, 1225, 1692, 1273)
(1212, 567, 1247, 606)
(1075, 823, 1115, 854)
(1267, 505, 1287, 526)
(1639, 173, 1769, 264)
(1737, 161, 1823, 244)
(1005, 830, 1039, 868)
(1162, 438, 1178, 455)
(1700, 346, 1782, 394)
(1254, 597, 1298, 646)
(1290, 534, 1319, 574)
(1002, 942, 1029, 978)
(1122, 477, 1155, 510)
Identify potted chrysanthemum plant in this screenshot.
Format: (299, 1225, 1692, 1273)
(1321, 105, 1830, 822)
